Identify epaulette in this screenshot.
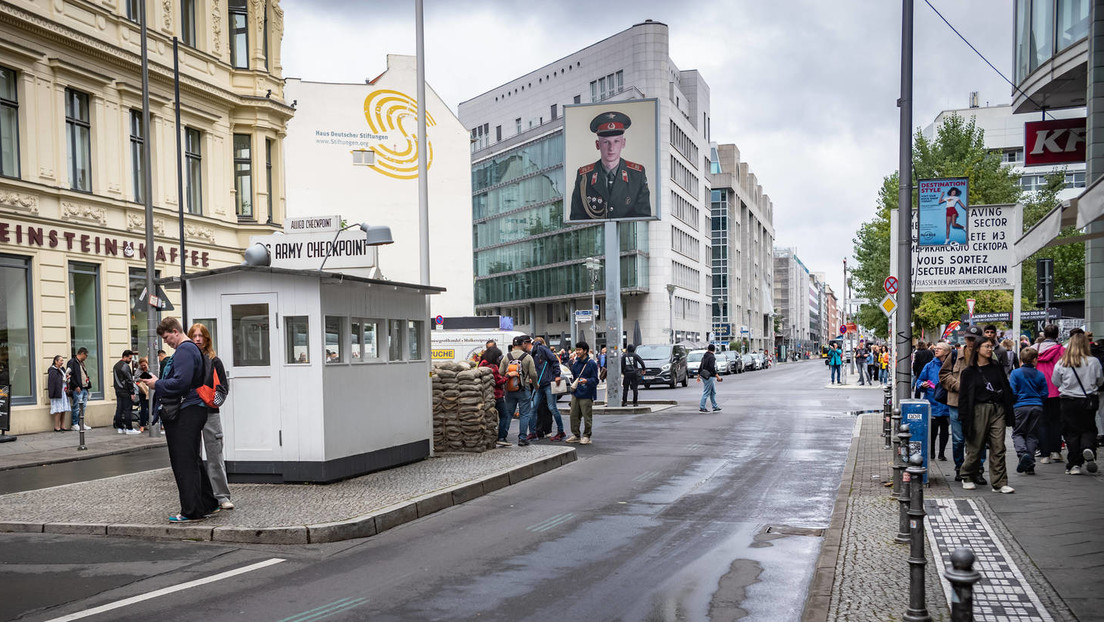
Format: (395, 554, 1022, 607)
(624, 160, 644, 172)
(578, 163, 595, 174)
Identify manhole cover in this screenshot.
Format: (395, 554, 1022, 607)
(764, 525, 824, 537)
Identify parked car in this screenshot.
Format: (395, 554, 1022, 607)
(687, 349, 706, 377)
(742, 353, 756, 370)
(715, 351, 732, 375)
(637, 344, 689, 389)
(752, 352, 767, 370)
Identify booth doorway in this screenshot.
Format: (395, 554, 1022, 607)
(221, 293, 282, 462)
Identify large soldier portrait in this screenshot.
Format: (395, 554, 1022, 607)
(566, 106, 656, 222)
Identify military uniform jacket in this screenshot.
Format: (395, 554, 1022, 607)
(569, 158, 651, 220)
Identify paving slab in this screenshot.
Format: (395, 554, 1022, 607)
(0, 445, 575, 544)
(0, 427, 166, 471)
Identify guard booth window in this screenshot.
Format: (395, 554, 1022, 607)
(388, 320, 405, 362)
(324, 316, 343, 364)
(285, 316, 309, 364)
(231, 303, 269, 367)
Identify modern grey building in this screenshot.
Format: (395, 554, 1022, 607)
(708, 143, 775, 352)
(457, 21, 713, 346)
(773, 247, 811, 357)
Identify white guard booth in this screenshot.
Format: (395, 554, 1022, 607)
(176, 265, 443, 483)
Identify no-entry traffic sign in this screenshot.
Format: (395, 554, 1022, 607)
(884, 276, 899, 295)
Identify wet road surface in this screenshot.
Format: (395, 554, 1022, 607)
(2, 360, 878, 622)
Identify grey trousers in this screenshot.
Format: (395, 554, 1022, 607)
(202, 411, 231, 503)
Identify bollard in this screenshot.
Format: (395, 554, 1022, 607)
(895, 424, 911, 544)
(891, 408, 904, 498)
(883, 385, 893, 449)
(944, 548, 982, 622)
(77, 406, 87, 451)
(903, 455, 931, 621)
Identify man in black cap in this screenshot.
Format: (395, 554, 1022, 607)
(569, 110, 651, 220)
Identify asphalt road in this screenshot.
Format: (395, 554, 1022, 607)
(2, 360, 879, 622)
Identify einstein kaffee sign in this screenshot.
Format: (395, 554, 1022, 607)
(894, 204, 1022, 292)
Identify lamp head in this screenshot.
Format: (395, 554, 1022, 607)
(242, 242, 271, 266)
(358, 223, 394, 246)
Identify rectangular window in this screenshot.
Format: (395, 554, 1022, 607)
(361, 319, 379, 360)
(0, 65, 19, 178)
(65, 89, 91, 192)
(285, 316, 309, 364)
(231, 303, 270, 366)
(324, 316, 343, 364)
(350, 319, 361, 361)
(125, 0, 140, 22)
(128, 268, 161, 353)
(0, 254, 34, 404)
(234, 133, 253, 219)
(550, 104, 557, 121)
(129, 110, 145, 203)
(265, 138, 274, 223)
(408, 320, 423, 360)
(181, 0, 197, 46)
(388, 319, 404, 361)
(574, 95, 581, 104)
(495, 125, 502, 142)
(69, 262, 102, 399)
(515, 117, 521, 135)
(229, 0, 249, 69)
(262, 0, 269, 70)
(185, 128, 202, 214)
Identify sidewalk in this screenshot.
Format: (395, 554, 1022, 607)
(0, 427, 166, 471)
(807, 412, 1093, 622)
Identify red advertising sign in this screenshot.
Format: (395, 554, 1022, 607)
(1024, 117, 1086, 166)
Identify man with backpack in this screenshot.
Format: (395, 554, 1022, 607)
(500, 335, 538, 446)
(529, 337, 565, 441)
(622, 344, 646, 406)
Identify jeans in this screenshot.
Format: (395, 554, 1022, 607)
(830, 365, 841, 383)
(879, 367, 889, 384)
(138, 393, 150, 428)
(855, 361, 867, 384)
(699, 377, 718, 410)
(70, 387, 88, 427)
(113, 390, 134, 430)
(495, 397, 509, 442)
(1012, 405, 1042, 463)
(532, 384, 564, 434)
(504, 387, 533, 442)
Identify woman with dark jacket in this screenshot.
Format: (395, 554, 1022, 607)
(958, 339, 1016, 493)
(479, 347, 510, 447)
(48, 355, 70, 432)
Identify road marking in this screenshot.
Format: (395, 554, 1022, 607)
(278, 597, 368, 622)
(632, 471, 659, 482)
(527, 513, 576, 533)
(41, 558, 285, 622)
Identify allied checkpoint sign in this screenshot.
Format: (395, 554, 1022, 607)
(907, 204, 1021, 292)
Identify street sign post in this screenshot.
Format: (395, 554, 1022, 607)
(880, 295, 898, 317)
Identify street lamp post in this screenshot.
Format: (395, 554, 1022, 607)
(666, 284, 677, 344)
(585, 257, 600, 349)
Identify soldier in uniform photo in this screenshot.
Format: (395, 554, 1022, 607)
(569, 111, 652, 220)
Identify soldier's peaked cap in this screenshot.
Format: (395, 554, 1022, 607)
(590, 111, 632, 136)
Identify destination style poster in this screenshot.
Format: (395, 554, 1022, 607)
(917, 177, 969, 246)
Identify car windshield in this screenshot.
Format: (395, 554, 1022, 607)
(688, 352, 704, 362)
(636, 345, 672, 359)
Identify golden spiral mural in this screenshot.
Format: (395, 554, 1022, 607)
(363, 89, 436, 180)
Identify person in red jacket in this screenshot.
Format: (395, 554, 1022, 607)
(1035, 324, 1066, 464)
(479, 346, 509, 447)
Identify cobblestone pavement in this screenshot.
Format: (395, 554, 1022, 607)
(0, 445, 572, 529)
(0, 426, 165, 471)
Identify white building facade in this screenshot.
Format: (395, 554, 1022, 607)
(773, 247, 811, 356)
(457, 21, 713, 346)
(283, 55, 474, 317)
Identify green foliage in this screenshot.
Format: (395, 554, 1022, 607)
(850, 113, 1028, 337)
(1020, 171, 1085, 303)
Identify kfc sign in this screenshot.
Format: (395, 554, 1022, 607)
(1024, 117, 1086, 166)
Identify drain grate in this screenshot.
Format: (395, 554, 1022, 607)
(764, 525, 824, 537)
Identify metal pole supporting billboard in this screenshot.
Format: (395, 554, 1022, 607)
(896, 0, 915, 406)
(605, 222, 622, 407)
(415, 0, 430, 285)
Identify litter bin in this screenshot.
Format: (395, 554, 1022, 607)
(900, 399, 930, 484)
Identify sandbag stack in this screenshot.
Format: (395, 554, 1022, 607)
(431, 362, 499, 452)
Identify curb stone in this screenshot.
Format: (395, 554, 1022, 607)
(0, 447, 577, 544)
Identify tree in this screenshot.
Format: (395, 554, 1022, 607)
(1021, 171, 1085, 304)
(850, 113, 1023, 337)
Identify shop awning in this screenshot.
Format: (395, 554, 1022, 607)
(1013, 174, 1104, 265)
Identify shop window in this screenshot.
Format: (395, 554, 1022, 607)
(230, 303, 270, 366)
(408, 320, 424, 360)
(388, 319, 405, 361)
(0, 254, 34, 404)
(324, 316, 343, 364)
(0, 65, 19, 179)
(233, 134, 252, 219)
(65, 89, 91, 192)
(185, 128, 202, 214)
(128, 268, 161, 353)
(229, 0, 249, 69)
(69, 262, 102, 399)
(285, 316, 309, 364)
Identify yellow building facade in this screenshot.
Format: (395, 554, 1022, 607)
(0, 0, 293, 433)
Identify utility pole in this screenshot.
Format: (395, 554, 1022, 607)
(139, 1, 158, 424)
(415, 0, 430, 285)
(896, 0, 915, 405)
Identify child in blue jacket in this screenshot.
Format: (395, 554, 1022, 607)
(1008, 347, 1048, 475)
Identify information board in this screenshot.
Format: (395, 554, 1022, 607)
(909, 204, 1020, 292)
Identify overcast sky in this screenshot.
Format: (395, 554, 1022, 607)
(282, 0, 1013, 297)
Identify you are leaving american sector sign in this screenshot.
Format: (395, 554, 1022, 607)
(910, 204, 1019, 292)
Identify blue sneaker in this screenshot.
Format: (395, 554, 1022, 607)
(168, 513, 203, 523)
